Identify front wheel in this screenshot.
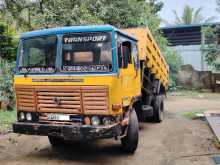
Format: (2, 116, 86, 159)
(121, 109, 139, 153)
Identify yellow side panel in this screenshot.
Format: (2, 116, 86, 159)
(119, 64, 141, 107)
(122, 27, 169, 89)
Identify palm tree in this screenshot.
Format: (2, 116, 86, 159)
(172, 5, 215, 25)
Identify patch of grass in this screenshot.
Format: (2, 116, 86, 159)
(169, 89, 220, 100)
(183, 109, 206, 119)
(0, 110, 16, 131)
(169, 90, 200, 97)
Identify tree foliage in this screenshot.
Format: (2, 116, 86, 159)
(0, 22, 18, 61)
(200, 1, 220, 71)
(0, 0, 35, 31)
(172, 5, 215, 25)
(0, 0, 164, 30)
(0, 57, 15, 104)
(34, 0, 162, 29)
(201, 26, 220, 71)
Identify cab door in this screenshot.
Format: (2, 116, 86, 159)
(117, 41, 140, 106)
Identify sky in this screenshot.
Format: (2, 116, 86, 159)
(159, 0, 220, 26)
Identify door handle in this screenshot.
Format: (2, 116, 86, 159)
(134, 70, 138, 79)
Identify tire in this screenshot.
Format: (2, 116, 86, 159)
(121, 109, 139, 153)
(134, 101, 144, 122)
(153, 95, 164, 123)
(48, 136, 65, 147)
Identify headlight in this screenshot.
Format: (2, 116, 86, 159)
(102, 117, 111, 125)
(84, 116, 91, 125)
(91, 116, 100, 126)
(19, 112, 25, 121)
(26, 113, 32, 121)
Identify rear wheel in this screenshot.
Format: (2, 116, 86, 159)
(48, 136, 65, 147)
(152, 95, 164, 123)
(121, 109, 139, 153)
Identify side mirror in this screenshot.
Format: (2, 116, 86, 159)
(13, 68, 16, 74)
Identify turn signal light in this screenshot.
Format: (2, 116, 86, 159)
(84, 116, 91, 125)
(112, 103, 122, 111)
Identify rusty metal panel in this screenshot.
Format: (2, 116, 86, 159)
(81, 86, 109, 115)
(16, 87, 35, 112)
(205, 111, 220, 143)
(15, 85, 109, 115)
(37, 86, 81, 114)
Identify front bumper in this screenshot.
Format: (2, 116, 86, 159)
(13, 122, 122, 140)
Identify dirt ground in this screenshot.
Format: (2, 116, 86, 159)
(1, 93, 220, 165)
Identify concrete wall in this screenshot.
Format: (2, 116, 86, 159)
(176, 64, 212, 89)
(172, 45, 210, 71)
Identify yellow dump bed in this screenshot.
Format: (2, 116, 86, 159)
(122, 27, 169, 89)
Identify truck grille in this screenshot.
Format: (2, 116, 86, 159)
(82, 86, 109, 115)
(16, 88, 35, 111)
(37, 88, 81, 113)
(15, 86, 109, 115)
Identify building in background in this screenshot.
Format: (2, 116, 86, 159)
(160, 24, 220, 90)
(161, 24, 213, 71)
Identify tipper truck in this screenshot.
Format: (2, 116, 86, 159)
(13, 25, 169, 153)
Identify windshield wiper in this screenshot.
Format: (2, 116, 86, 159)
(23, 63, 43, 77)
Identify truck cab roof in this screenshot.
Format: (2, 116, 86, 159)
(20, 25, 137, 42)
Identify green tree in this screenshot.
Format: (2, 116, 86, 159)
(0, 57, 15, 108)
(201, 26, 220, 71)
(200, 1, 220, 71)
(165, 48, 182, 88)
(172, 5, 215, 25)
(0, 22, 18, 61)
(0, 0, 35, 31)
(31, 0, 161, 28)
(0, 0, 164, 29)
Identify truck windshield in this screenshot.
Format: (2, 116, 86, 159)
(18, 36, 57, 73)
(61, 32, 112, 72)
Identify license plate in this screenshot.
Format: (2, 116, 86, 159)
(47, 114, 70, 121)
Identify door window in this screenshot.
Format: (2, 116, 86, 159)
(117, 41, 132, 69)
(132, 44, 140, 70)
